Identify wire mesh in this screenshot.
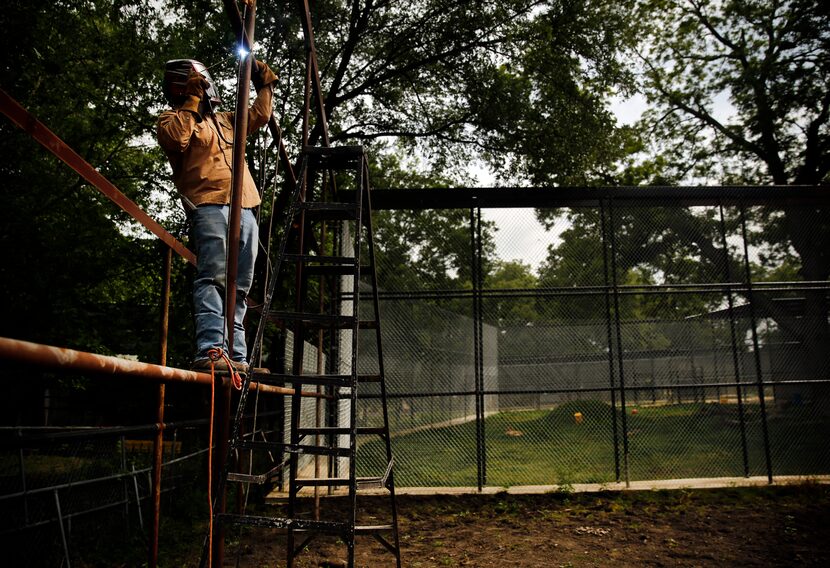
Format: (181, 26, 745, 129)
(356, 199, 829, 488)
(0, 421, 210, 566)
(1, 195, 827, 563)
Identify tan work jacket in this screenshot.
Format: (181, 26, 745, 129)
(157, 87, 272, 209)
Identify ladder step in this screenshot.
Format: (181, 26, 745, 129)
(283, 254, 356, 266)
(354, 524, 395, 534)
(303, 265, 357, 277)
(297, 426, 386, 437)
(264, 373, 381, 387)
(268, 312, 353, 328)
(217, 513, 348, 533)
(256, 373, 351, 387)
(235, 440, 351, 457)
(268, 311, 377, 329)
(285, 443, 351, 457)
(294, 476, 386, 489)
(298, 202, 358, 221)
(226, 462, 286, 485)
(357, 476, 387, 490)
(254, 373, 380, 387)
(303, 145, 365, 170)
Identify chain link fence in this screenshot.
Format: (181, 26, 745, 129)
(0, 403, 283, 565)
(355, 196, 830, 488)
(0, 422, 203, 565)
(1, 190, 828, 564)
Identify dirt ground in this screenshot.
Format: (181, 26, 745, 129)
(228, 482, 830, 567)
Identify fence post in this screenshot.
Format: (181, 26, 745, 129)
(121, 434, 130, 532)
(132, 465, 145, 531)
(600, 200, 621, 482)
(607, 198, 630, 487)
(718, 203, 750, 477)
(738, 202, 774, 482)
(150, 244, 172, 567)
(469, 206, 488, 489)
(475, 207, 487, 486)
(18, 429, 29, 524)
(53, 489, 71, 568)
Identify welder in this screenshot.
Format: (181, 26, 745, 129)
(157, 57, 277, 373)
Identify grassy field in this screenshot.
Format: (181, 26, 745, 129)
(357, 400, 830, 486)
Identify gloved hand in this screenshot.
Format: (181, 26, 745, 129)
(185, 70, 210, 98)
(255, 60, 278, 87)
(181, 70, 209, 116)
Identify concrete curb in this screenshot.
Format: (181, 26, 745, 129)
(266, 475, 830, 501)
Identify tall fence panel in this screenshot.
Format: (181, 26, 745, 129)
(363, 190, 830, 488)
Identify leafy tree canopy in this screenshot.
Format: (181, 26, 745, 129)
(636, 0, 829, 185)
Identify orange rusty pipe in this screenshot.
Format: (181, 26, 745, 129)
(0, 89, 196, 266)
(0, 337, 325, 399)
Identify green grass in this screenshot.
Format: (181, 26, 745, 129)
(357, 400, 830, 486)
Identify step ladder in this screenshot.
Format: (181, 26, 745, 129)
(204, 145, 401, 568)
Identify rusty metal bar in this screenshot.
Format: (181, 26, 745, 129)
(221, 0, 296, 186)
(297, 0, 332, 146)
(215, 5, 257, 565)
(225, 6, 256, 370)
(0, 89, 196, 266)
(149, 246, 172, 568)
(0, 337, 326, 398)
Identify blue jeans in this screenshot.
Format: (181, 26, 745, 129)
(189, 205, 258, 362)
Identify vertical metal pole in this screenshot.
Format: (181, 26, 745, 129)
(150, 245, 171, 568)
(121, 434, 130, 531)
(600, 200, 621, 481)
(711, 320, 720, 403)
(132, 465, 145, 531)
(738, 202, 774, 483)
(54, 489, 71, 568)
(224, 3, 256, 365)
(718, 203, 750, 477)
(302, 51, 312, 148)
(607, 199, 630, 487)
(18, 429, 29, 525)
(470, 206, 483, 490)
(213, 4, 256, 566)
(287, 165, 309, 568)
(315, 220, 327, 519)
(476, 207, 487, 486)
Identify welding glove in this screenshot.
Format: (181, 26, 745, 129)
(180, 70, 210, 116)
(255, 60, 278, 87)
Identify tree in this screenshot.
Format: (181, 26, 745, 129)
(637, 0, 829, 186)
(197, 0, 635, 185)
(0, 0, 192, 358)
(0, 0, 641, 370)
(630, 0, 829, 382)
(485, 260, 539, 325)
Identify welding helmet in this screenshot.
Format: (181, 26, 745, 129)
(163, 59, 222, 108)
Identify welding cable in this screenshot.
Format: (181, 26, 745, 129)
(207, 358, 215, 567)
(204, 346, 244, 566)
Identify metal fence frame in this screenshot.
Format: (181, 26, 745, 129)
(357, 186, 830, 489)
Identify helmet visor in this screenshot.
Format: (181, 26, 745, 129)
(163, 59, 222, 107)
